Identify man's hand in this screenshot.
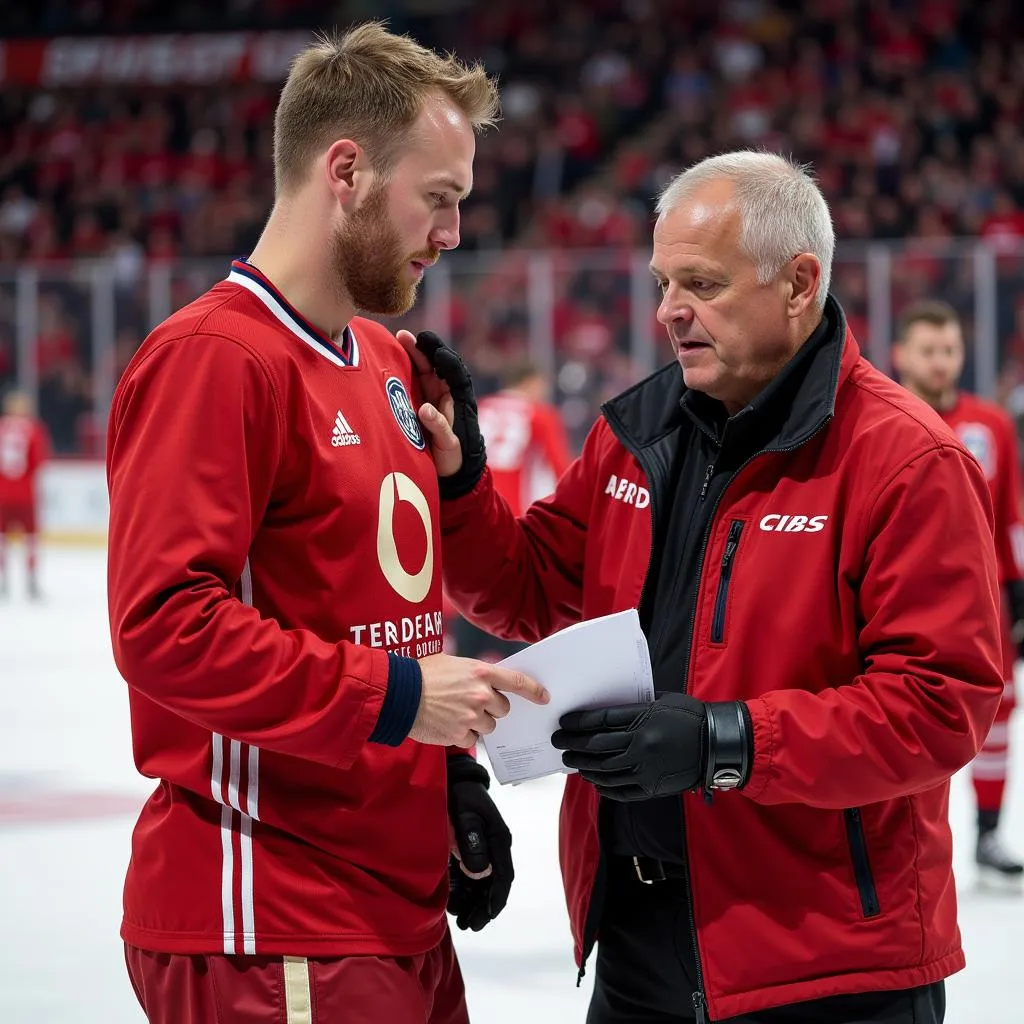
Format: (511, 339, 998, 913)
(553, 694, 707, 801)
(410, 653, 549, 749)
(552, 694, 753, 800)
(397, 329, 486, 495)
(446, 755, 513, 931)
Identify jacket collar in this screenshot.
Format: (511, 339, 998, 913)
(604, 295, 858, 454)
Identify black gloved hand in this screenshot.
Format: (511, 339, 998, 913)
(446, 755, 513, 931)
(415, 331, 487, 498)
(1007, 580, 1024, 659)
(552, 694, 752, 801)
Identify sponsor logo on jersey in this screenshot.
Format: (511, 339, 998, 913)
(377, 472, 433, 603)
(386, 377, 426, 450)
(348, 611, 445, 659)
(604, 473, 650, 508)
(957, 422, 996, 479)
(330, 409, 361, 447)
(347, 473, 443, 657)
(759, 514, 829, 533)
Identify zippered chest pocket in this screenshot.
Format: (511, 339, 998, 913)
(710, 519, 744, 644)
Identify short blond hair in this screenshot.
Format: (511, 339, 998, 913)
(273, 21, 500, 193)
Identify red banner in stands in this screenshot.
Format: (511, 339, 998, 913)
(0, 31, 312, 85)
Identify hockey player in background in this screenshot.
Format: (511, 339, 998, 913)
(477, 359, 573, 518)
(106, 23, 548, 1024)
(0, 389, 49, 600)
(450, 359, 573, 661)
(894, 299, 1024, 884)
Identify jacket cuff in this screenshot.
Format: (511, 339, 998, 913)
(739, 697, 774, 800)
(368, 653, 422, 747)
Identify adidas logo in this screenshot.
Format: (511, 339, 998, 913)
(331, 410, 361, 447)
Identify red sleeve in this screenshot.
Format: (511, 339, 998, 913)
(533, 402, 574, 479)
(107, 333, 391, 770)
(440, 420, 606, 642)
(994, 410, 1024, 582)
(743, 445, 1004, 808)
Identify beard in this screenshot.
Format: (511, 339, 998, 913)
(906, 375, 953, 407)
(332, 184, 436, 317)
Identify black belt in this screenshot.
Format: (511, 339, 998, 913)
(628, 855, 688, 884)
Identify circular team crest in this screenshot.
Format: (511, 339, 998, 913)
(385, 376, 425, 450)
(957, 422, 996, 480)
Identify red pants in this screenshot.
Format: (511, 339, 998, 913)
(125, 931, 469, 1024)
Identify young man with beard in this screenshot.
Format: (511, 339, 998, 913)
(408, 152, 1003, 1023)
(106, 23, 548, 1024)
(893, 299, 1024, 885)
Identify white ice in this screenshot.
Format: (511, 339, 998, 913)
(1, 547, 1020, 1023)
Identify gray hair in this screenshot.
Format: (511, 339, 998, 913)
(656, 151, 834, 311)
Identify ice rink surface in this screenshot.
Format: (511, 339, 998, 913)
(1, 547, 1021, 1023)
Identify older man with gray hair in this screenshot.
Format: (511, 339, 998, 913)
(407, 150, 1004, 1023)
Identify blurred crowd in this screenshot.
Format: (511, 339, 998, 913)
(0, 0, 1023, 454)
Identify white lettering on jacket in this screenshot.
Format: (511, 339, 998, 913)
(349, 612, 445, 658)
(758, 514, 829, 533)
(604, 474, 650, 509)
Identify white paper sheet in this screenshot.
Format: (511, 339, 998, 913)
(480, 608, 654, 785)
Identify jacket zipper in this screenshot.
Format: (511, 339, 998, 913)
(633, 445, 664, 621)
(844, 808, 881, 917)
(699, 461, 714, 501)
(674, 416, 834, 1021)
(710, 520, 744, 643)
(592, 409, 834, 1009)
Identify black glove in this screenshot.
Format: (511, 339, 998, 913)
(1007, 580, 1024, 659)
(446, 755, 513, 931)
(551, 694, 753, 802)
(415, 331, 487, 498)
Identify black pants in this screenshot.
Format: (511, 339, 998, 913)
(587, 857, 946, 1024)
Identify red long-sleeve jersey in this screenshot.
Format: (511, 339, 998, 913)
(107, 259, 449, 957)
(477, 391, 572, 517)
(0, 413, 49, 506)
(939, 392, 1024, 585)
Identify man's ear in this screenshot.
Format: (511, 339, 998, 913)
(785, 253, 822, 319)
(324, 139, 370, 208)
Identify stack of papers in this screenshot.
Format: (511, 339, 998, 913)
(480, 608, 654, 785)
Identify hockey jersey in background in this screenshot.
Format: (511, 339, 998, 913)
(0, 413, 49, 506)
(477, 390, 572, 517)
(940, 392, 1024, 586)
(107, 259, 449, 958)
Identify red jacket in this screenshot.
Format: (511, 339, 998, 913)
(441, 324, 1003, 1019)
(108, 261, 449, 958)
